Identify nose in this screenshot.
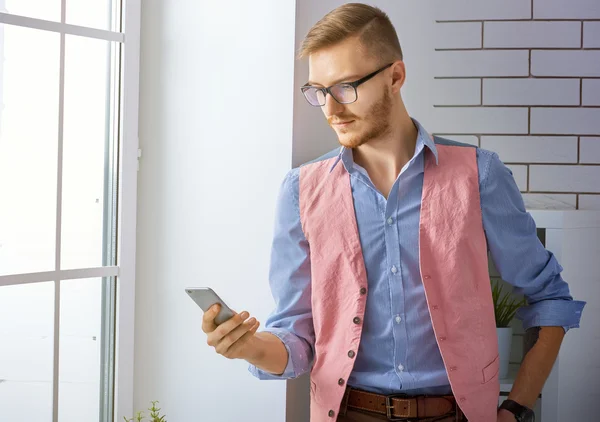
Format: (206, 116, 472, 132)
(322, 91, 345, 118)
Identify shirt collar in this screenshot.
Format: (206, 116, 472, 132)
(330, 117, 439, 173)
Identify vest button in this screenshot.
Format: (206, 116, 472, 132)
(353, 317, 361, 324)
(450, 366, 457, 371)
(338, 378, 345, 386)
(360, 287, 367, 295)
(424, 275, 431, 279)
(348, 350, 356, 358)
(328, 410, 335, 417)
(432, 305, 439, 310)
(439, 336, 446, 341)
(459, 397, 466, 403)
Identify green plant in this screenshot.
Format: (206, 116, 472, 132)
(491, 279, 527, 328)
(124, 401, 167, 422)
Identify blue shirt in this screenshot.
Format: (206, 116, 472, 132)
(249, 119, 586, 395)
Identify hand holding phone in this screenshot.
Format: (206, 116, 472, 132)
(186, 287, 261, 360)
(186, 287, 236, 325)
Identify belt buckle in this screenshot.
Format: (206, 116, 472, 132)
(385, 394, 412, 421)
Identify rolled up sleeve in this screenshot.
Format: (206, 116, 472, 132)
(248, 169, 315, 380)
(479, 151, 586, 333)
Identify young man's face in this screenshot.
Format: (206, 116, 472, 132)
(307, 36, 400, 148)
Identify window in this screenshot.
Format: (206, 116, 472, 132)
(0, 1, 140, 421)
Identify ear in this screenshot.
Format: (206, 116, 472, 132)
(390, 60, 406, 94)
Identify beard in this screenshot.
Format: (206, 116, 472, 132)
(332, 89, 393, 149)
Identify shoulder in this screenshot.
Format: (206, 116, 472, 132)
(433, 135, 499, 187)
(299, 147, 341, 168)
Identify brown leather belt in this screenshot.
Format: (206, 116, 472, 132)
(342, 387, 463, 421)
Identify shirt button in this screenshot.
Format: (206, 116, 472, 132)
(391, 265, 398, 274)
(353, 317, 361, 325)
(387, 217, 393, 225)
(348, 350, 356, 358)
(395, 316, 402, 324)
(398, 364, 404, 371)
(360, 287, 367, 295)
(338, 378, 345, 386)
(328, 410, 335, 417)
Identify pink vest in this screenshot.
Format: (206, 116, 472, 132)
(298, 142, 500, 422)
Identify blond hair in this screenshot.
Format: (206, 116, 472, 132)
(298, 3, 403, 62)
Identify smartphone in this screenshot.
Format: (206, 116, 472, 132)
(185, 287, 236, 326)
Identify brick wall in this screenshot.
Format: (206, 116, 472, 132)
(432, 0, 600, 210)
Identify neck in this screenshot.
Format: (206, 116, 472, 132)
(352, 111, 418, 181)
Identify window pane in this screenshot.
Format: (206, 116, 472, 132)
(67, 0, 116, 31)
(0, 25, 60, 276)
(58, 278, 104, 422)
(0, 282, 55, 420)
(4, 0, 61, 22)
(61, 35, 116, 270)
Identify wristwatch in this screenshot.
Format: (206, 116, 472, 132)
(498, 399, 535, 422)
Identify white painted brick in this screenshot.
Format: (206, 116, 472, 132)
(483, 79, 580, 105)
(534, 0, 600, 19)
(531, 108, 600, 135)
(431, 107, 529, 134)
(580, 195, 600, 210)
(580, 137, 600, 163)
(434, 0, 531, 20)
(521, 194, 577, 210)
(582, 79, 600, 106)
(436, 50, 529, 77)
(530, 165, 600, 193)
(433, 79, 481, 105)
(437, 135, 479, 146)
(531, 51, 600, 77)
(505, 164, 528, 192)
(484, 21, 581, 48)
(481, 136, 578, 163)
(435, 22, 482, 49)
(583, 22, 600, 48)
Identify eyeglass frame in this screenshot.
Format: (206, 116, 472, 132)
(300, 62, 394, 107)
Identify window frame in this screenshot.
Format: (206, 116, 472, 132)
(0, 1, 141, 420)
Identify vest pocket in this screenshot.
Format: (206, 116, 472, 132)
(482, 353, 500, 384)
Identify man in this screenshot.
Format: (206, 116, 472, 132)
(202, 4, 586, 422)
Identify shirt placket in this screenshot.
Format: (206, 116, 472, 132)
(384, 181, 409, 388)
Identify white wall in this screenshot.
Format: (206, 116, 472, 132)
(135, 1, 296, 421)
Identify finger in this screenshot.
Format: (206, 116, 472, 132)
(216, 317, 257, 354)
(224, 321, 260, 358)
(201, 304, 221, 334)
(213, 310, 248, 339)
(209, 310, 249, 348)
(213, 312, 251, 353)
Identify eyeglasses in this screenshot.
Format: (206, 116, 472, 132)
(301, 63, 393, 107)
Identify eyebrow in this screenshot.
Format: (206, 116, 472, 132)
(306, 74, 363, 87)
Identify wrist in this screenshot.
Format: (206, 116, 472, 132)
(498, 399, 535, 422)
(242, 332, 265, 362)
(498, 408, 517, 420)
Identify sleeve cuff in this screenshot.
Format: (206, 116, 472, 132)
(248, 328, 310, 380)
(516, 299, 586, 332)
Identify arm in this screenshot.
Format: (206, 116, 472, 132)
(479, 152, 586, 408)
(247, 168, 315, 379)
